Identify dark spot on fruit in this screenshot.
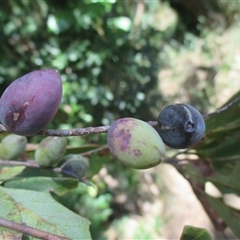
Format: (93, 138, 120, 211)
(133, 149, 142, 156)
(13, 112, 19, 121)
(184, 120, 195, 132)
(117, 129, 131, 152)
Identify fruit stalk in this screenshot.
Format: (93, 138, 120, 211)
(0, 122, 158, 137)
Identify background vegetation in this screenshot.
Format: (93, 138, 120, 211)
(0, 0, 240, 239)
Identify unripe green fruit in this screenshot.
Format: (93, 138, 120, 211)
(0, 134, 27, 160)
(60, 154, 89, 179)
(35, 137, 67, 167)
(107, 118, 166, 169)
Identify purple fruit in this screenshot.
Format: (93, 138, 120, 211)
(0, 69, 62, 136)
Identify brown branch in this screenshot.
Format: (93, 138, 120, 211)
(82, 145, 110, 157)
(0, 160, 39, 168)
(203, 96, 240, 119)
(0, 217, 68, 240)
(187, 180, 228, 239)
(0, 121, 159, 137)
(0, 144, 111, 168)
(0, 96, 239, 137)
(40, 125, 110, 137)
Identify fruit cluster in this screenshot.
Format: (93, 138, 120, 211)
(0, 69, 205, 172)
(106, 104, 205, 170)
(0, 134, 89, 180)
(35, 136, 89, 180)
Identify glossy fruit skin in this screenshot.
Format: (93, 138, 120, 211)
(0, 134, 27, 160)
(35, 137, 67, 167)
(157, 104, 205, 149)
(107, 118, 165, 169)
(60, 154, 89, 179)
(0, 69, 62, 136)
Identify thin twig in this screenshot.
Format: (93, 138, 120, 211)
(203, 96, 240, 119)
(0, 121, 159, 137)
(0, 145, 111, 168)
(0, 217, 68, 240)
(82, 145, 110, 157)
(0, 160, 39, 167)
(40, 125, 110, 137)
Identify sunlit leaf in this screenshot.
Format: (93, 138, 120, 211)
(205, 193, 240, 238)
(0, 166, 25, 182)
(3, 177, 79, 196)
(0, 187, 91, 239)
(180, 225, 213, 240)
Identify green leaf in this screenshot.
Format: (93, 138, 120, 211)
(0, 187, 23, 238)
(194, 92, 240, 161)
(205, 193, 240, 238)
(65, 144, 100, 155)
(0, 187, 91, 239)
(205, 91, 240, 131)
(15, 166, 59, 178)
(0, 166, 26, 182)
(3, 177, 79, 196)
(180, 225, 213, 240)
(88, 149, 114, 177)
(207, 164, 240, 195)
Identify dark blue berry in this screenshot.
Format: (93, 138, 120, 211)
(157, 104, 205, 149)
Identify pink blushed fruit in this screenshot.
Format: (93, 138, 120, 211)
(107, 118, 166, 169)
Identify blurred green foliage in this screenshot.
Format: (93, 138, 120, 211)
(0, 0, 167, 133)
(1, 0, 240, 239)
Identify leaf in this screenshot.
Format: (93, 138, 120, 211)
(65, 144, 100, 155)
(15, 166, 59, 178)
(0, 187, 23, 239)
(0, 187, 91, 239)
(194, 92, 240, 161)
(207, 164, 240, 195)
(205, 91, 240, 131)
(0, 166, 26, 182)
(3, 177, 79, 196)
(195, 129, 240, 160)
(180, 160, 240, 239)
(180, 225, 213, 240)
(205, 193, 240, 238)
(87, 148, 114, 177)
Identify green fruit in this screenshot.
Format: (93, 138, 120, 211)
(60, 154, 89, 179)
(35, 137, 67, 167)
(0, 134, 27, 160)
(107, 118, 166, 169)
